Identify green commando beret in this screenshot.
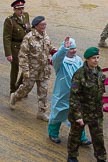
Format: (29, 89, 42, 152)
(84, 47, 99, 59)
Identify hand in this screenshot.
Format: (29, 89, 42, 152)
(76, 119, 84, 126)
(7, 55, 13, 62)
(64, 36, 71, 48)
(23, 71, 30, 79)
(50, 48, 58, 56)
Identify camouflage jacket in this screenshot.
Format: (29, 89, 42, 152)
(19, 28, 54, 79)
(3, 12, 30, 58)
(68, 61, 106, 122)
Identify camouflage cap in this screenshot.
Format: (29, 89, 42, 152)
(11, 0, 25, 8)
(84, 47, 99, 59)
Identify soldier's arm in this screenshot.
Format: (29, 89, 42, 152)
(19, 35, 30, 73)
(68, 70, 83, 123)
(3, 17, 13, 57)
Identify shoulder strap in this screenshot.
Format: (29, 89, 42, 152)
(7, 15, 14, 28)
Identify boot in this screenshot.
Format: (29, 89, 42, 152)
(49, 136, 61, 144)
(98, 38, 108, 48)
(97, 159, 106, 162)
(81, 139, 92, 146)
(36, 111, 49, 122)
(9, 93, 16, 110)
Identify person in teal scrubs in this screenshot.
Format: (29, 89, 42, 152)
(48, 37, 91, 145)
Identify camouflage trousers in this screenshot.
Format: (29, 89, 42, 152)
(67, 118, 107, 160)
(100, 23, 108, 39)
(14, 75, 49, 112)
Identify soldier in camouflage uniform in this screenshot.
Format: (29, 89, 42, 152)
(98, 23, 108, 48)
(3, 0, 31, 94)
(67, 47, 107, 162)
(9, 16, 55, 122)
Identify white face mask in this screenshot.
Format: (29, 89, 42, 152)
(63, 56, 76, 64)
(63, 56, 80, 79)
